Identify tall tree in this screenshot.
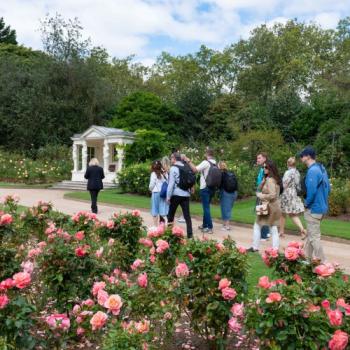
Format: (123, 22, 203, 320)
(0, 17, 17, 44)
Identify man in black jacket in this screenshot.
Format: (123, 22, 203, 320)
(84, 158, 105, 214)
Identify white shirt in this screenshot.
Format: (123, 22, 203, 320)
(149, 172, 166, 193)
(196, 159, 216, 190)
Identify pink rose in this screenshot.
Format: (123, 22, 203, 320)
(228, 317, 242, 332)
(0, 214, 13, 226)
(258, 276, 271, 289)
(75, 245, 89, 257)
(75, 231, 85, 240)
(132, 210, 141, 217)
(314, 263, 336, 277)
(307, 304, 320, 313)
(21, 261, 34, 274)
(293, 274, 302, 284)
(218, 278, 231, 290)
(175, 263, 189, 278)
(46, 313, 70, 331)
(27, 248, 42, 258)
(90, 311, 108, 331)
(156, 239, 169, 254)
(327, 309, 343, 327)
(131, 259, 144, 271)
(0, 278, 15, 291)
(222, 287, 237, 300)
(97, 289, 109, 306)
(135, 320, 150, 334)
(172, 226, 185, 237)
(82, 298, 95, 307)
(92, 281, 106, 296)
(230, 303, 244, 317)
(266, 292, 282, 304)
(284, 247, 299, 261)
(238, 246, 247, 254)
(322, 300, 331, 310)
(265, 247, 279, 258)
(77, 327, 85, 336)
(287, 241, 303, 249)
(106, 220, 115, 229)
(336, 299, 350, 316)
(139, 238, 153, 247)
(12, 272, 31, 289)
(37, 241, 47, 249)
(150, 255, 156, 264)
(329, 330, 348, 350)
(137, 273, 148, 288)
(72, 304, 81, 315)
(104, 294, 123, 315)
(0, 294, 9, 309)
(216, 243, 225, 251)
(108, 238, 115, 246)
(95, 247, 104, 258)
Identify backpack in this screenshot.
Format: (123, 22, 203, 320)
(175, 163, 196, 191)
(222, 171, 238, 193)
(205, 161, 222, 189)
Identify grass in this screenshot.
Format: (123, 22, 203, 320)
(65, 189, 350, 240)
(0, 181, 51, 189)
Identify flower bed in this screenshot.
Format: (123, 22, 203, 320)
(0, 194, 349, 349)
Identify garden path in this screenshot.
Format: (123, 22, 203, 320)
(2, 188, 350, 274)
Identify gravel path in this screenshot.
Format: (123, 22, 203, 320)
(2, 188, 349, 273)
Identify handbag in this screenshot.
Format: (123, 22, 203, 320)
(256, 203, 269, 216)
(159, 174, 168, 199)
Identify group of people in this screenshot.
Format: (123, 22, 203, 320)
(148, 146, 330, 262)
(83, 145, 330, 263)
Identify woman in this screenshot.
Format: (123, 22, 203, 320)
(149, 160, 169, 226)
(248, 160, 282, 252)
(280, 157, 306, 239)
(84, 158, 105, 214)
(219, 161, 238, 231)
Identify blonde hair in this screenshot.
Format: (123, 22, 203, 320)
(89, 158, 99, 166)
(218, 161, 228, 170)
(161, 156, 170, 172)
(287, 157, 296, 167)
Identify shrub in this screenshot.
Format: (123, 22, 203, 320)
(117, 162, 150, 195)
(328, 178, 350, 216)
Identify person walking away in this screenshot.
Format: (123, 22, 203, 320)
(248, 160, 282, 252)
(84, 158, 105, 214)
(256, 152, 270, 241)
(280, 157, 306, 239)
(299, 147, 330, 262)
(218, 161, 238, 231)
(167, 153, 195, 238)
(149, 160, 169, 226)
(184, 148, 222, 234)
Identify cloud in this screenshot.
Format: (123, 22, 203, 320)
(0, 0, 349, 65)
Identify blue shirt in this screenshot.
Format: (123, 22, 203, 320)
(166, 162, 191, 200)
(256, 167, 265, 188)
(305, 163, 330, 214)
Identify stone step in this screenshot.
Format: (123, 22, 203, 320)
(50, 180, 117, 191)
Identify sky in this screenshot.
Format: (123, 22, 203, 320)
(1, 0, 350, 65)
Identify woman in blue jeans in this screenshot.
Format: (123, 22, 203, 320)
(219, 162, 238, 231)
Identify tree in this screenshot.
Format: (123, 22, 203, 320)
(0, 17, 17, 45)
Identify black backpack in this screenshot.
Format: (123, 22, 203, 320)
(222, 171, 238, 193)
(205, 161, 222, 189)
(175, 163, 196, 191)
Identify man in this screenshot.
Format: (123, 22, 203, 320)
(256, 152, 270, 241)
(184, 148, 220, 234)
(167, 152, 193, 239)
(299, 146, 330, 262)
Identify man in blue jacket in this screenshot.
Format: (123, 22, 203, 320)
(300, 147, 330, 262)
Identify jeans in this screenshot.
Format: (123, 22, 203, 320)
(304, 210, 325, 262)
(252, 223, 279, 250)
(220, 190, 237, 221)
(89, 190, 100, 214)
(200, 187, 215, 229)
(167, 196, 193, 238)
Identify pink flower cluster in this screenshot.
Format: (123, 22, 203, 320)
(2, 194, 20, 204)
(172, 226, 185, 238)
(75, 245, 90, 257)
(46, 313, 70, 331)
(137, 273, 148, 288)
(131, 259, 144, 271)
(0, 213, 13, 226)
(262, 247, 279, 266)
(329, 330, 348, 350)
(228, 303, 245, 333)
(147, 225, 165, 238)
(122, 319, 150, 334)
(314, 263, 336, 277)
(72, 211, 97, 223)
(175, 262, 189, 278)
(322, 298, 350, 328)
(218, 278, 237, 300)
(156, 239, 169, 254)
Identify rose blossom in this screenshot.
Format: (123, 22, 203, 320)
(77, 327, 85, 336)
(72, 304, 81, 315)
(172, 226, 185, 237)
(37, 241, 47, 249)
(327, 309, 343, 327)
(131, 259, 144, 271)
(238, 246, 247, 254)
(75, 231, 85, 240)
(265, 247, 279, 258)
(139, 238, 153, 247)
(0, 278, 15, 291)
(266, 292, 282, 303)
(95, 247, 104, 258)
(46, 313, 70, 331)
(82, 298, 95, 307)
(104, 294, 123, 315)
(175, 263, 190, 278)
(218, 278, 231, 290)
(27, 248, 42, 258)
(329, 330, 348, 350)
(314, 263, 336, 277)
(75, 245, 90, 257)
(90, 311, 108, 331)
(0, 294, 9, 309)
(322, 300, 331, 309)
(293, 274, 302, 284)
(92, 281, 106, 296)
(287, 241, 303, 249)
(336, 299, 350, 316)
(108, 238, 115, 246)
(132, 210, 141, 217)
(228, 317, 242, 332)
(137, 273, 148, 288)
(307, 304, 320, 313)
(258, 276, 271, 289)
(150, 255, 156, 264)
(222, 287, 237, 300)
(135, 320, 150, 333)
(97, 289, 109, 306)
(231, 303, 244, 317)
(216, 243, 225, 251)
(12, 272, 31, 289)
(0, 214, 13, 226)
(106, 220, 115, 229)
(156, 239, 169, 254)
(284, 247, 299, 261)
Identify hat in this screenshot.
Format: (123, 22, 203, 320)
(299, 146, 316, 159)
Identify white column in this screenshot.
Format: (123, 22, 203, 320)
(72, 143, 78, 171)
(117, 148, 124, 172)
(82, 141, 88, 172)
(103, 140, 110, 174)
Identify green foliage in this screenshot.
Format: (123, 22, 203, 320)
(0, 17, 17, 45)
(0, 244, 21, 280)
(328, 178, 350, 216)
(118, 163, 150, 195)
(124, 129, 168, 166)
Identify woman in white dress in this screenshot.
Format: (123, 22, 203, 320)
(279, 157, 306, 239)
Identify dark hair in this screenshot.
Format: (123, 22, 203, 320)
(264, 160, 282, 188)
(257, 152, 268, 159)
(171, 152, 182, 161)
(151, 160, 163, 179)
(206, 147, 214, 157)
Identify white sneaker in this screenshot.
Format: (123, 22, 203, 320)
(177, 216, 186, 223)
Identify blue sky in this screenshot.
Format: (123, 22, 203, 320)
(1, 0, 349, 65)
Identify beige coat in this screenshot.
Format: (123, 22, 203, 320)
(256, 177, 281, 226)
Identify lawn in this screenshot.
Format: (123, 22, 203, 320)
(65, 189, 350, 240)
(0, 181, 51, 188)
